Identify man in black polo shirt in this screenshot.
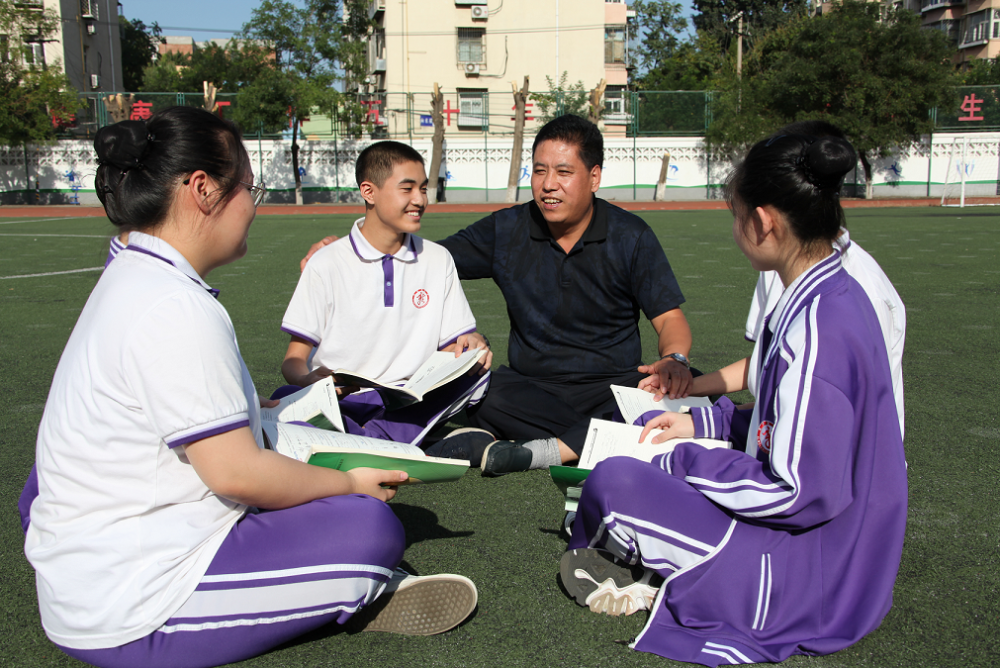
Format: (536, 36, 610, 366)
(300, 115, 693, 475)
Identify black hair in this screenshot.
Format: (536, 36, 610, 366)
(725, 132, 857, 250)
(531, 114, 603, 170)
(355, 140, 425, 188)
(774, 120, 846, 140)
(94, 106, 248, 231)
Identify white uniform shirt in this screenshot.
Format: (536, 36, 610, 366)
(282, 219, 477, 385)
(26, 232, 259, 649)
(745, 229, 906, 437)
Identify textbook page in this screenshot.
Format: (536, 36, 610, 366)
(259, 377, 344, 432)
(610, 385, 712, 426)
(262, 421, 424, 462)
(578, 418, 728, 470)
(402, 348, 486, 398)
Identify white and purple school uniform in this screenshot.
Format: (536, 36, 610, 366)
(25, 232, 403, 667)
(570, 251, 907, 666)
(104, 234, 127, 268)
(281, 219, 489, 446)
(745, 229, 906, 437)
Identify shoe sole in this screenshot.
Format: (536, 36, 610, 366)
(361, 577, 478, 635)
(560, 549, 655, 617)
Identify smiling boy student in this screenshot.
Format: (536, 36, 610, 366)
(280, 141, 491, 447)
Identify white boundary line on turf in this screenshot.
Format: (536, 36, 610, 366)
(1, 267, 102, 280)
(0, 217, 84, 225)
(0, 233, 107, 238)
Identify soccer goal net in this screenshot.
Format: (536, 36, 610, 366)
(940, 137, 1000, 207)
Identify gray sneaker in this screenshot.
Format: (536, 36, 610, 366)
(480, 440, 534, 477)
(359, 568, 478, 635)
(424, 428, 496, 467)
(560, 549, 660, 617)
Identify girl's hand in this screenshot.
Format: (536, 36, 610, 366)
(346, 468, 407, 502)
(639, 412, 695, 444)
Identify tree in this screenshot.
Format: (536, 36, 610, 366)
(0, 1, 78, 145)
(630, 0, 693, 88)
(119, 16, 160, 91)
(531, 72, 589, 123)
(236, 0, 344, 205)
(959, 56, 1000, 86)
(706, 2, 956, 198)
(692, 0, 807, 55)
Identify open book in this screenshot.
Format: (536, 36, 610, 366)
(610, 384, 712, 426)
(335, 347, 487, 411)
(263, 421, 468, 484)
(259, 377, 344, 432)
(550, 418, 730, 511)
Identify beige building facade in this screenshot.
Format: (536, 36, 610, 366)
(359, 0, 635, 138)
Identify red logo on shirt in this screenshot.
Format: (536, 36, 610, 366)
(757, 421, 774, 454)
(412, 289, 429, 308)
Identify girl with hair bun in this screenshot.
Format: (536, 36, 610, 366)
(23, 107, 477, 668)
(560, 133, 907, 666)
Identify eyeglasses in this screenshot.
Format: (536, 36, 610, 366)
(182, 176, 267, 207)
(240, 180, 267, 207)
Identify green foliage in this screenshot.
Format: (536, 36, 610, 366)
(636, 33, 724, 92)
(119, 16, 160, 91)
(959, 56, 1000, 86)
(139, 42, 267, 95)
(0, 0, 78, 144)
(706, 2, 957, 173)
(530, 72, 589, 124)
(692, 0, 808, 55)
(630, 0, 689, 84)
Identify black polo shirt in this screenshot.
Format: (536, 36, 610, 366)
(439, 197, 684, 379)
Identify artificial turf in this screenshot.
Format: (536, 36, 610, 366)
(0, 207, 997, 667)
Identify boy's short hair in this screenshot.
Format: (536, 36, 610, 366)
(356, 141, 425, 188)
(531, 114, 604, 170)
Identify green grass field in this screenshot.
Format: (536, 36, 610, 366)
(1, 207, 997, 667)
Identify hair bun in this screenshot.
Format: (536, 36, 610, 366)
(94, 120, 153, 172)
(803, 137, 856, 191)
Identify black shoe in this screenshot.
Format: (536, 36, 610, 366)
(480, 440, 533, 477)
(560, 549, 660, 617)
(425, 428, 496, 467)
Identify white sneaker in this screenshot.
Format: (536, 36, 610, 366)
(360, 568, 478, 635)
(560, 549, 660, 617)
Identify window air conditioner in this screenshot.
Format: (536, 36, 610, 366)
(90, 74, 99, 88)
(464, 62, 480, 75)
(471, 5, 488, 19)
(86, 24, 96, 35)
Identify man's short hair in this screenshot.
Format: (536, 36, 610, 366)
(532, 114, 604, 170)
(356, 141, 425, 188)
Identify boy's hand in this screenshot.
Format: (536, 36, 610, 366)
(639, 412, 695, 445)
(444, 332, 493, 374)
(258, 395, 280, 409)
(301, 366, 334, 386)
(300, 236, 338, 272)
(637, 358, 693, 401)
(346, 468, 407, 502)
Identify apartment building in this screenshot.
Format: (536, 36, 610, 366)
(15, 1, 123, 93)
(919, 0, 1000, 62)
(359, 0, 635, 137)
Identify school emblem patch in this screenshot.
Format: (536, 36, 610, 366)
(412, 289, 429, 309)
(757, 420, 774, 454)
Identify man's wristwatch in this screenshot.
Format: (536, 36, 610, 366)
(660, 352, 690, 369)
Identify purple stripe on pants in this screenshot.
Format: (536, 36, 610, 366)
(57, 494, 404, 668)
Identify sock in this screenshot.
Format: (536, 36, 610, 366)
(524, 438, 561, 470)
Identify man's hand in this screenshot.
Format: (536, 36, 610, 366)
(639, 412, 695, 445)
(637, 358, 694, 401)
(346, 467, 407, 502)
(301, 236, 338, 272)
(441, 332, 493, 374)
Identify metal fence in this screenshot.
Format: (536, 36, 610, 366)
(54, 86, 1000, 141)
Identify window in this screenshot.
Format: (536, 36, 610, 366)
(458, 90, 487, 128)
(604, 85, 628, 121)
(605, 26, 626, 65)
(457, 27, 485, 64)
(962, 10, 990, 45)
(369, 28, 386, 72)
(80, 0, 98, 19)
(23, 39, 44, 67)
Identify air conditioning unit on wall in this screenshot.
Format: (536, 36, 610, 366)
(471, 5, 488, 19)
(86, 24, 96, 35)
(464, 62, 480, 75)
(90, 74, 99, 88)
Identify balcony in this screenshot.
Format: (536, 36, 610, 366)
(368, 0, 385, 19)
(921, 0, 964, 13)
